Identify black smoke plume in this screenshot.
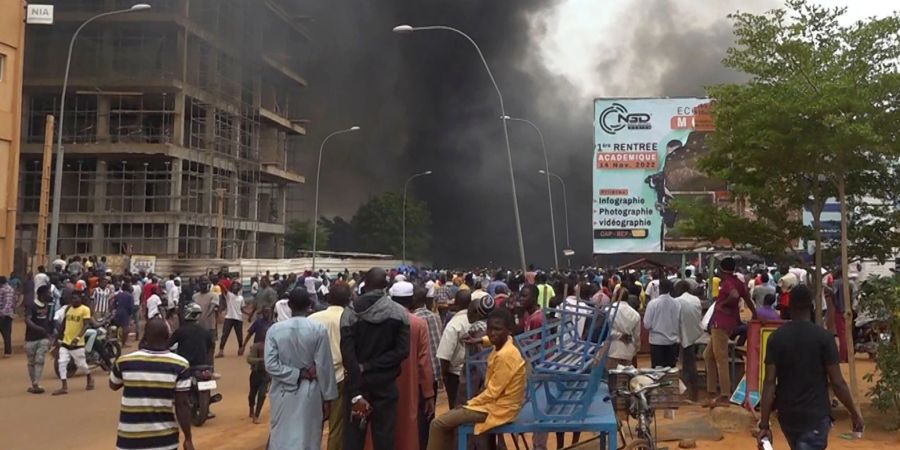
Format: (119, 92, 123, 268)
(293, 0, 775, 268)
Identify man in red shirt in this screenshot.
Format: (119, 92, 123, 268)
(704, 257, 756, 408)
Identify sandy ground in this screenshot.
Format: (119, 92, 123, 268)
(0, 319, 897, 450)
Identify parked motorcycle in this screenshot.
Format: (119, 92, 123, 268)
(54, 317, 122, 378)
(189, 365, 223, 426)
(854, 319, 890, 359)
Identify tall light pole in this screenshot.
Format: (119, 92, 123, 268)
(393, 24, 528, 273)
(311, 125, 360, 270)
(540, 169, 570, 268)
(48, 3, 152, 258)
(402, 170, 432, 264)
(505, 116, 557, 271)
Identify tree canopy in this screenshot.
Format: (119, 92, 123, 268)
(675, 0, 900, 264)
(351, 192, 432, 260)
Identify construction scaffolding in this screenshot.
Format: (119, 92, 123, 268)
(15, 0, 309, 267)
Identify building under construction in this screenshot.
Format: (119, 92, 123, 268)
(15, 0, 309, 264)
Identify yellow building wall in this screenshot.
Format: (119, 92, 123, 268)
(0, 0, 25, 276)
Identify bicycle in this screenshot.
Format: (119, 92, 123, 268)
(610, 368, 675, 450)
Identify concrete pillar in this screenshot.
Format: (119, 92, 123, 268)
(173, 93, 185, 147)
(91, 160, 108, 253)
(170, 158, 183, 212)
(96, 95, 110, 142)
(166, 222, 179, 256)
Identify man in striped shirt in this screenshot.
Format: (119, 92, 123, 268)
(109, 318, 194, 450)
(92, 277, 114, 319)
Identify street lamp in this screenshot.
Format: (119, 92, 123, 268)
(311, 125, 360, 270)
(402, 170, 432, 263)
(48, 3, 152, 258)
(539, 169, 571, 268)
(393, 24, 528, 273)
(506, 116, 557, 271)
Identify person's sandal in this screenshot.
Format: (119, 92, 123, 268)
(51, 388, 68, 396)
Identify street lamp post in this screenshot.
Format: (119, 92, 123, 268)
(311, 126, 360, 270)
(402, 170, 432, 264)
(540, 170, 570, 268)
(48, 3, 152, 258)
(393, 24, 528, 273)
(506, 116, 557, 271)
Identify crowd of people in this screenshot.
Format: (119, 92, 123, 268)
(0, 254, 874, 450)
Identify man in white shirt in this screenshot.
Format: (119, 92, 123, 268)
(435, 290, 471, 409)
(145, 287, 165, 321)
(34, 267, 50, 293)
(274, 298, 291, 322)
(606, 291, 642, 368)
(217, 282, 246, 357)
(643, 279, 682, 368)
(645, 272, 661, 301)
(674, 280, 704, 401)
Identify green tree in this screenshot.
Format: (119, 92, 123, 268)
(351, 192, 432, 260)
(318, 216, 357, 252)
(676, 0, 900, 289)
(283, 219, 329, 256)
(858, 275, 900, 427)
(678, 0, 900, 393)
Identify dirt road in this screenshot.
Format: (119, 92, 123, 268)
(0, 325, 896, 449)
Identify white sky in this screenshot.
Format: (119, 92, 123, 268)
(532, 0, 898, 99)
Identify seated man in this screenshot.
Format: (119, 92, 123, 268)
(427, 308, 526, 450)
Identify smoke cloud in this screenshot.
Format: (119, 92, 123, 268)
(293, 0, 777, 267)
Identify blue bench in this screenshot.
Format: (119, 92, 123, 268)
(457, 384, 617, 450)
(459, 302, 621, 449)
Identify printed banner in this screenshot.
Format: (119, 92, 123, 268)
(593, 97, 717, 253)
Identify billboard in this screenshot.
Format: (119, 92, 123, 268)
(593, 97, 719, 253)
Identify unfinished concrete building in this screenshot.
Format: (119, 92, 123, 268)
(15, 0, 309, 260)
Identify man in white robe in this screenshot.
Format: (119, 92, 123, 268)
(265, 288, 338, 450)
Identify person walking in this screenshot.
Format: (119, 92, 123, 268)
(192, 277, 220, 366)
(706, 257, 756, 407)
(308, 282, 352, 450)
(25, 285, 55, 393)
(53, 285, 95, 395)
(265, 288, 338, 450)
(341, 268, 410, 450)
(0, 276, 15, 357)
(758, 285, 863, 450)
(218, 281, 246, 358)
(643, 279, 681, 368)
(110, 318, 195, 450)
(245, 327, 270, 424)
(412, 285, 443, 449)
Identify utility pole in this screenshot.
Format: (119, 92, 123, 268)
(34, 115, 55, 270)
(215, 188, 225, 259)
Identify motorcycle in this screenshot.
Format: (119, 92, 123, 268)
(854, 319, 890, 359)
(54, 317, 122, 378)
(189, 365, 223, 426)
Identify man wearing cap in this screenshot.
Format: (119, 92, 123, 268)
(705, 257, 756, 408)
(389, 280, 435, 450)
(53, 282, 96, 395)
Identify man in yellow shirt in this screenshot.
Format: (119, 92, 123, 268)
(53, 284, 96, 395)
(427, 308, 526, 450)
